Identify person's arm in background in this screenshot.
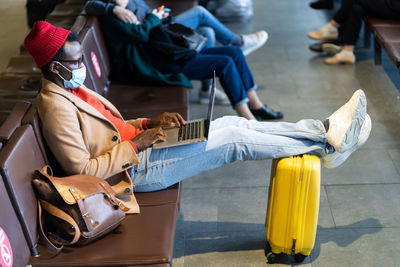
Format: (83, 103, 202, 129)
(85, 0, 139, 24)
(101, 9, 164, 43)
(84, 0, 115, 16)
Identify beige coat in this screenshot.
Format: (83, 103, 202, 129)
(37, 79, 145, 213)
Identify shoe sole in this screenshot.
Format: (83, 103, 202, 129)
(337, 90, 367, 152)
(324, 59, 355, 65)
(323, 114, 371, 168)
(307, 32, 338, 41)
(242, 32, 268, 56)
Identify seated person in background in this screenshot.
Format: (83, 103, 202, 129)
(85, 0, 268, 104)
(308, 0, 400, 65)
(25, 22, 371, 197)
(89, 0, 282, 121)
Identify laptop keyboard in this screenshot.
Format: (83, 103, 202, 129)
(178, 121, 201, 141)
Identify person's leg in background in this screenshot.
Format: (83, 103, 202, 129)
(324, 0, 400, 65)
(324, 2, 364, 64)
(181, 46, 284, 120)
(196, 26, 231, 105)
(173, 5, 268, 56)
(308, 0, 355, 41)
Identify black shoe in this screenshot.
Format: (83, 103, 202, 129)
(309, 0, 333, 10)
(309, 42, 324, 53)
(250, 105, 284, 120)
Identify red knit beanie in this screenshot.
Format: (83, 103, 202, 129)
(24, 21, 71, 68)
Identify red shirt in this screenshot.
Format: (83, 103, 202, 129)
(71, 87, 146, 152)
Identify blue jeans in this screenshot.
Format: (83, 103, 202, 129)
(181, 46, 255, 107)
(173, 6, 237, 47)
(130, 116, 330, 192)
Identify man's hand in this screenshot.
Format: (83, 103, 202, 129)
(147, 112, 186, 129)
(113, 5, 139, 24)
(132, 127, 166, 150)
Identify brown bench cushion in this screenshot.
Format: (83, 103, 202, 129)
(0, 101, 31, 143)
(0, 177, 31, 267)
(29, 205, 178, 266)
(135, 183, 181, 207)
(47, 3, 84, 18)
(366, 17, 400, 29)
(0, 125, 44, 254)
(383, 41, 400, 67)
(5, 55, 41, 76)
(371, 25, 400, 44)
(0, 75, 41, 93)
(365, 17, 400, 67)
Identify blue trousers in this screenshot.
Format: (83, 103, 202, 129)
(181, 46, 256, 108)
(173, 6, 238, 47)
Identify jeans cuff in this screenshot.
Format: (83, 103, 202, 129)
(247, 83, 258, 92)
(233, 97, 250, 109)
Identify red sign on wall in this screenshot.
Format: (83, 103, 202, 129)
(91, 51, 102, 78)
(0, 227, 13, 267)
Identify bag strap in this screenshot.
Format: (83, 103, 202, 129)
(99, 182, 129, 212)
(37, 199, 81, 255)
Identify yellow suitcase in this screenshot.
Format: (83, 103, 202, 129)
(265, 154, 321, 263)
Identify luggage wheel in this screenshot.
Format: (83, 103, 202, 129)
(265, 242, 277, 264)
(294, 253, 307, 263)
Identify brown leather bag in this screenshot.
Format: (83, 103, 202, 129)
(32, 166, 129, 254)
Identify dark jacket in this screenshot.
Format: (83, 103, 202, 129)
(85, 0, 151, 22)
(99, 13, 192, 87)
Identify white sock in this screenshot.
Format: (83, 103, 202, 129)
(320, 23, 337, 33)
(338, 50, 354, 56)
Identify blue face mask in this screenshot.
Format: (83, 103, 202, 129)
(57, 63, 87, 89)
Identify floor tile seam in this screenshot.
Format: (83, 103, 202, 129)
(322, 185, 337, 228)
(388, 151, 400, 176)
(184, 229, 268, 238)
(183, 185, 268, 190)
(323, 182, 400, 187)
(317, 226, 400, 231)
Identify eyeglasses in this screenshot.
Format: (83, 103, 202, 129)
(60, 55, 84, 66)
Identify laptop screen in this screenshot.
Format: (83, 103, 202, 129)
(206, 71, 216, 122)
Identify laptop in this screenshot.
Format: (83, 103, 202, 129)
(153, 72, 216, 149)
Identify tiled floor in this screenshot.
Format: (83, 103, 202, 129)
(175, 0, 400, 266)
(2, 0, 400, 266)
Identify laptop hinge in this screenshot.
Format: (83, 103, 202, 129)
(204, 120, 210, 138)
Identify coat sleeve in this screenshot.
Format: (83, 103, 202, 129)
(39, 100, 139, 179)
(125, 118, 147, 129)
(103, 13, 162, 43)
(84, 0, 115, 16)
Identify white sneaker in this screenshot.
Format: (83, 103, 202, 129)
(308, 25, 338, 41)
(325, 50, 355, 65)
(199, 87, 230, 105)
(323, 114, 371, 168)
(326, 89, 367, 153)
(241, 31, 268, 56)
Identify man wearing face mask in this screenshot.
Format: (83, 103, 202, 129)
(25, 21, 371, 201)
